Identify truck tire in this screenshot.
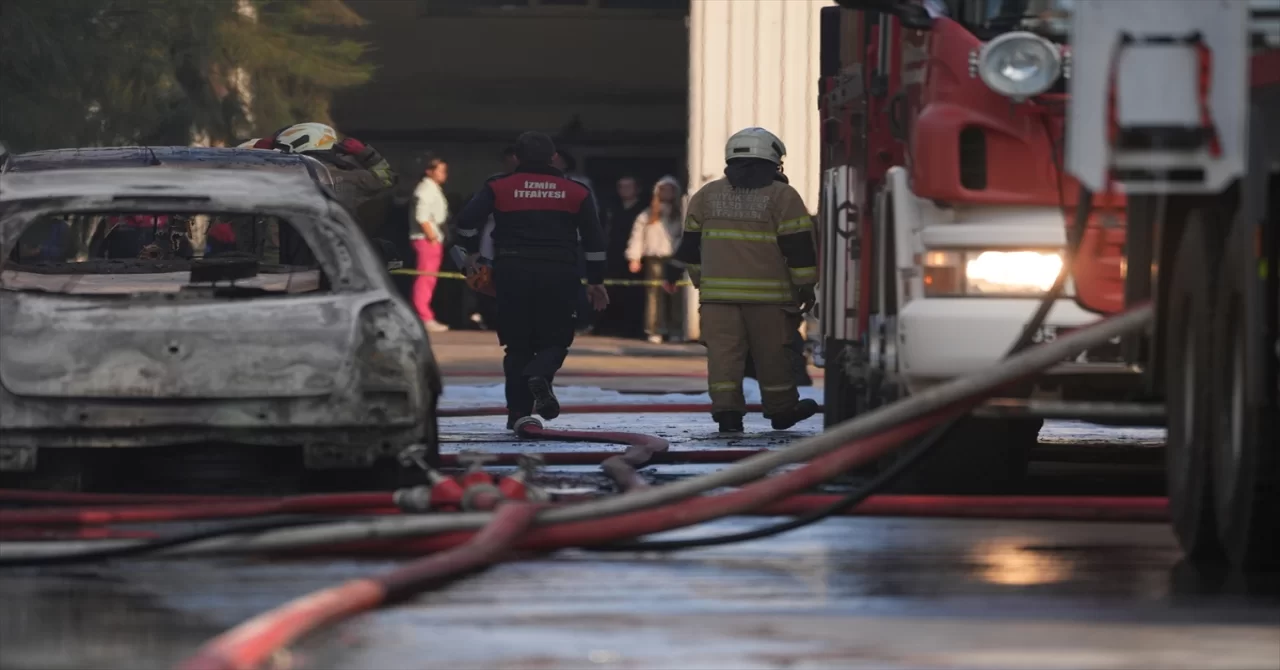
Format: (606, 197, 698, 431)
(1208, 129, 1279, 570)
(1164, 215, 1225, 563)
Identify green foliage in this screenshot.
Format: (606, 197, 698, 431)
(0, 0, 374, 152)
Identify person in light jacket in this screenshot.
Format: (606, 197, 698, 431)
(625, 175, 685, 344)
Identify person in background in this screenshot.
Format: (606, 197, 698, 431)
(552, 147, 599, 334)
(599, 175, 650, 337)
(625, 175, 686, 344)
(411, 152, 450, 332)
(500, 145, 519, 172)
(553, 149, 596, 206)
(465, 146, 518, 330)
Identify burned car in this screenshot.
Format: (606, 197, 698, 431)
(0, 165, 441, 491)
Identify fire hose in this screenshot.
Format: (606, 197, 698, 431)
(161, 307, 1151, 670)
(0, 303, 1151, 566)
(0, 304, 1154, 669)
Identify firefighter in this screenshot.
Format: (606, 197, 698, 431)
(453, 131, 610, 430)
(671, 127, 820, 433)
(269, 122, 398, 237)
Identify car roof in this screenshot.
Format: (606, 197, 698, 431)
(1, 146, 321, 173)
(0, 166, 333, 214)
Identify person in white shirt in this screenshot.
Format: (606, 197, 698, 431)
(411, 153, 450, 332)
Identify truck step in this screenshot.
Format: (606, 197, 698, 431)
(974, 398, 1166, 423)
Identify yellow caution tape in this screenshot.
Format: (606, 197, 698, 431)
(389, 268, 694, 287)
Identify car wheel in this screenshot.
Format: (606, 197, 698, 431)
(1164, 213, 1225, 564)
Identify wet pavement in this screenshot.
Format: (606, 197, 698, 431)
(2, 340, 1279, 670)
(3, 513, 1278, 669)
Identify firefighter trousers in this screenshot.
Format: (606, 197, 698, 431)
(493, 257, 580, 416)
(701, 302, 803, 416)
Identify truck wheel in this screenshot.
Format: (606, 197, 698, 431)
(1164, 216, 1225, 563)
(1208, 189, 1279, 570)
(886, 416, 1038, 494)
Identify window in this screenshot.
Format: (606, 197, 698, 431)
(5, 211, 328, 297)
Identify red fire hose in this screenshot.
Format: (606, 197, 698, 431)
(172, 411, 943, 670)
(517, 421, 669, 491)
(179, 503, 539, 670)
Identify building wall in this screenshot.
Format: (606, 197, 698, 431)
(331, 0, 690, 197)
(688, 0, 828, 207)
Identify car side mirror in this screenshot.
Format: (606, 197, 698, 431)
(835, 0, 934, 30)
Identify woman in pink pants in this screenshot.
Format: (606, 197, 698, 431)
(411, 154, 450, 332)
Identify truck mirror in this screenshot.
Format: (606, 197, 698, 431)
(835, 0, 934, 30)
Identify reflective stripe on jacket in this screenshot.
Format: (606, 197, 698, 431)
(674, 178, 818, 304)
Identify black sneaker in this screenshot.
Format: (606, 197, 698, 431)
(527, 377, 561, 420)
(713, 411, 744, 433)
(506, 413, 525, 431)
(769, 399, 819, 430)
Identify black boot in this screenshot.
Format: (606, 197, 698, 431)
(713, 410, 744, 433)
(528, 377, 561, 420)
(769, 399, 819, 430)
(506, 412, 526, 431)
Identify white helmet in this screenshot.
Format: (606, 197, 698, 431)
(274, 122, 338, 154)
(724, 127, 786, 164)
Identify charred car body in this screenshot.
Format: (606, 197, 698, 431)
(0, 159, 441, 489)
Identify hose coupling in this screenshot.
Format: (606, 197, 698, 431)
(397, 443, 434, 472)
(498, 453, 548, 502)
(392, 485, 432, 512)
(514, 416, 543, 437)
(460, 483, 504, 511)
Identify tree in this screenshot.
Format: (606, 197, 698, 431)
(0, 0, 374, 152)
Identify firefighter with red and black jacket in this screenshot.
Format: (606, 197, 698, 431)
(453, 131, 610, 430)
(668, 127, 820, 434)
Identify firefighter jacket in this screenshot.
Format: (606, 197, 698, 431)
(309, 145, 398, 235)
(673, 178, 818, 304)
(453, 163, 608, 284)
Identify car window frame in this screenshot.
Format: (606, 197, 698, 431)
(0, 199, 375, 294)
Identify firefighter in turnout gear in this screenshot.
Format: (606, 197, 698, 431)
(269, 122, 398, 237)
(453, 131, 610, 430)
(671, 127, 820, 433)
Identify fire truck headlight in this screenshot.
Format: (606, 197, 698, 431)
(966, 250, 1063, 295)
(977, 32, 1062, 100)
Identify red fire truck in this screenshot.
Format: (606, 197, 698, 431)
(816, 0, 1135, 492)
(818, 0, 1279, 568)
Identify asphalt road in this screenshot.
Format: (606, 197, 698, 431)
(1, 337, 1278, 670)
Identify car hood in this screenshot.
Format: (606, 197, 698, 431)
(0, 291, 368, 400)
